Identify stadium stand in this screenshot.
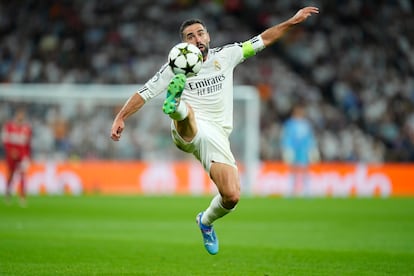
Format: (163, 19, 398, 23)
(0, 0, 413, 162)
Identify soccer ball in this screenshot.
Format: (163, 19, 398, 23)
(168, 42, 203, 77)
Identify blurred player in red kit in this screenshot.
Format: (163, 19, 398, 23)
(2, 107, 32, 205)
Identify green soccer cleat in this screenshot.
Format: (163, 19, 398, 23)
(163, 74, 186, 115)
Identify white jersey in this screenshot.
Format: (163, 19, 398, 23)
(138, 36, 265, 136)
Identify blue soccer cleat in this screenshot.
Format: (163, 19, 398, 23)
(196, 212, 219, 255)
(163, 73, 186, 115)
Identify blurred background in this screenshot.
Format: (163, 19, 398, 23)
(0, 0, 413, 163)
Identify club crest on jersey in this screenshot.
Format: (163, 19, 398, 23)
(214, 60, 221, 71)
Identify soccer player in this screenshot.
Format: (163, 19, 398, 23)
(280, 102, 320, 196)
(2, 107, 32, 206)
(110, 6, 319, 254)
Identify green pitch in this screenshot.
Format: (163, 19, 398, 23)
(1, 196, 413, 275)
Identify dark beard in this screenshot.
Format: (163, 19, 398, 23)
(201, 47, 209, 59)
(197, 43, 209, 60)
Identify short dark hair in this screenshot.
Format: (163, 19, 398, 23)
(179, 19, 207, 40)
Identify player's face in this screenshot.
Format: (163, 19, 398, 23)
(15, 110, 26, 123)
(182, 23, 210, 60)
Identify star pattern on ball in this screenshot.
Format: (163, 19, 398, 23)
(179, 46, 191, 55)
(169, 58, 177, 71)
(183, 58, 197, 76)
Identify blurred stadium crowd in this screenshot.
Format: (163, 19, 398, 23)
(0, 0, 413, 162)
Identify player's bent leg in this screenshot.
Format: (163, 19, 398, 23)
(195, 163, 240, 255)
(209, 162, 241, 209)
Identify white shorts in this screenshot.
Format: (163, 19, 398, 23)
(171, 119, 237, 173)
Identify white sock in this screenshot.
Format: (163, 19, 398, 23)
(169, 101, 188, 121)
(201, 194, 232, 226)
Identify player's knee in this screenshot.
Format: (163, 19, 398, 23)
(222, 191, 240, 209)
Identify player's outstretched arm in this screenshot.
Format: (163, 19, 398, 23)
(110, 93, 145, 141)
(260, 6, 319, 47)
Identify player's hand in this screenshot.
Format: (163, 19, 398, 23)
(111, 119, 125, 141)
(291, 7, 319, 24)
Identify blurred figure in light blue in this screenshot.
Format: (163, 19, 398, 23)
(280, 101, 320, 196)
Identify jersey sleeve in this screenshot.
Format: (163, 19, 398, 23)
(223, 35, 265, 66)
(136, 63, 175, 102)
(241, 35, 265, 59)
